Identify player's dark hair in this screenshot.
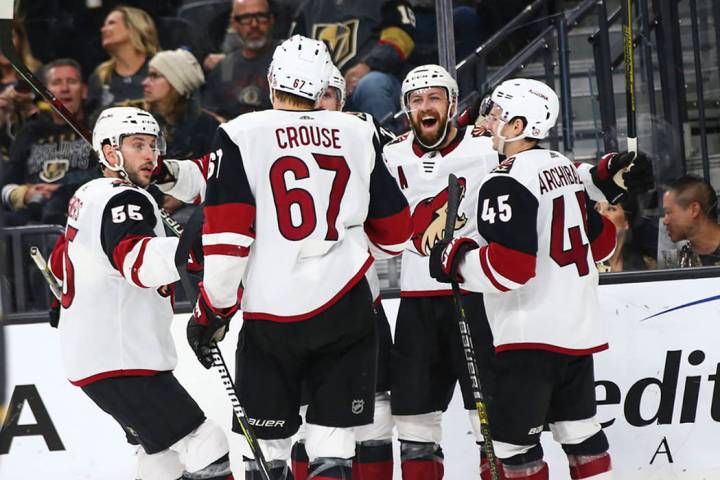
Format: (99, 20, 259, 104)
(273, 90, 315, 109)
(509, 115, 540, 143)
(669, 174, 718, 220)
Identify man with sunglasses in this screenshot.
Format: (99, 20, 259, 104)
(202, 0, 278, 120)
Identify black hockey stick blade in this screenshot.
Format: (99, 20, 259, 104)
(444, 174, 460, 244)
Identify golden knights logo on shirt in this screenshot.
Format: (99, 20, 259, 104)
(39, 159, 70, 182)
(312, 19, 359, 69)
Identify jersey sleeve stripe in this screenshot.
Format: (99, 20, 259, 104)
(478, 246, 510, 292)
(202, 232, 254, 248)
(203, 203, 256, 237)
(204, 244, 251, 257)
(365, 206, 412, 251)
(49, 234, 65, 281)
(113, 234, 148, 275)
(590, 216, 617, 262)
(487, 242, 536, 286)
(130, 237, 152, 288)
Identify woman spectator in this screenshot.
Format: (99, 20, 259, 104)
(142, 49, 220, 159)
(0, 20, 41, 88)
(140, 49, 220, 218)
(86, 6, 160, 113)
(0, 20, 42, 164)
(595, 196, 656, 272)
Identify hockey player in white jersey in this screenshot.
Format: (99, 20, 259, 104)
(383, 64, 503, 480)
(291, 63, 397, 480)
(47, 107, 233, 480)
(430, 79, 615, 480)
(185, 35, 412, 480)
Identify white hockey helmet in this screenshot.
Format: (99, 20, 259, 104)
(484, 78, 559, 141)
(401, 64, 459, 149)
(93, 106, 164, 174)
(327, 64, 346, 109)
(267, 34, 332, 102)
(401, 64, 459, 113)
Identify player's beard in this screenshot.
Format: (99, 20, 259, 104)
(410, 108, 449, 147)
(126, 167, 151, 188)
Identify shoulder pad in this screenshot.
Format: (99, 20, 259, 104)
(491, 156, 516, 174)
(386, 131, 411, 146)
(346, 111, 369, 122)
(471, 124, 491, 138)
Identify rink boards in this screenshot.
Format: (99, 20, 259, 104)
(1, 271, 720, 479)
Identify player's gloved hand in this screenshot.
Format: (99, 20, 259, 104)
(591, 151, 654, 204)
(151, 158, 180, 192)
(48, 296, 60, 328)
(429, 237, 479, 283)
(187, 283, 238, 369)
(456, 93, 483, 128)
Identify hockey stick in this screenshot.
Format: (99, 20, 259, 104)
(174, 207, 272, 480)
(443, 174, 500, 480)
(29, 246, 62, 301)
(0, 3, 182, 238)
(614, 0, 637, 189)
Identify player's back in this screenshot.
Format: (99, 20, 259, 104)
(59, 178, 176, 384)
(220, 109, 379, 320)
(477, 148, 606, 353)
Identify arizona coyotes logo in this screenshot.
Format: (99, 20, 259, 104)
(411, 177, 467, 256)
(312, 19, 359, 69)
(39, 159, 69, 182)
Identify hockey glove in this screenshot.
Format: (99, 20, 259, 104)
(49, 296, 60, 328)
(591, 151, 654, 204)
(429, 237, 479, 283)
(187, 283, 238, 369)
(456, 94, 483, 128)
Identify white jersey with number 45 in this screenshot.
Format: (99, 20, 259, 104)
(458, 148, 617, 354)
(201, 109, 411, 321)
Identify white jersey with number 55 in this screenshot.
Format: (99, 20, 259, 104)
(52, 178, 181, 385)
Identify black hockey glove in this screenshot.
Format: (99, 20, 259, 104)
(49, 296, 60, 328)
(429, 237, 479, 283)
(591, 151, 655, 204)
(150, 156, 175, 185)
(187, 283, 238, 369)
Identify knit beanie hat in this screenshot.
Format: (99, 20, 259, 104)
(149, 49, 205, 96)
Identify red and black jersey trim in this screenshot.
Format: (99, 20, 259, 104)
(365, 205, 412, 250)
(101, 190, 158, 271)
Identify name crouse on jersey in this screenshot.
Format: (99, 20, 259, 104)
(51, 178, 181, 385)
(202, 109, 410, 320)
(458, 148, 617, 354)
(383, 126, 498, 296)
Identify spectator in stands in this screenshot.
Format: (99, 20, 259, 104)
(141, 49, 219, 218)
(291, 0, 415, 123)
(142, 49, 220, 159)
(595, 197, 656, 272)
(1, 59, 96, 226)
(663, 175, 720, 267)
(408, 0, 484, 65)
(86, 6, 160, 114)
(0, 20, 42, 89)
(201, 0, 277, 119)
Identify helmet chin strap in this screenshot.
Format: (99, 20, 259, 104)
(104, 149, 130, 180)
(494, 119, 527, 155)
